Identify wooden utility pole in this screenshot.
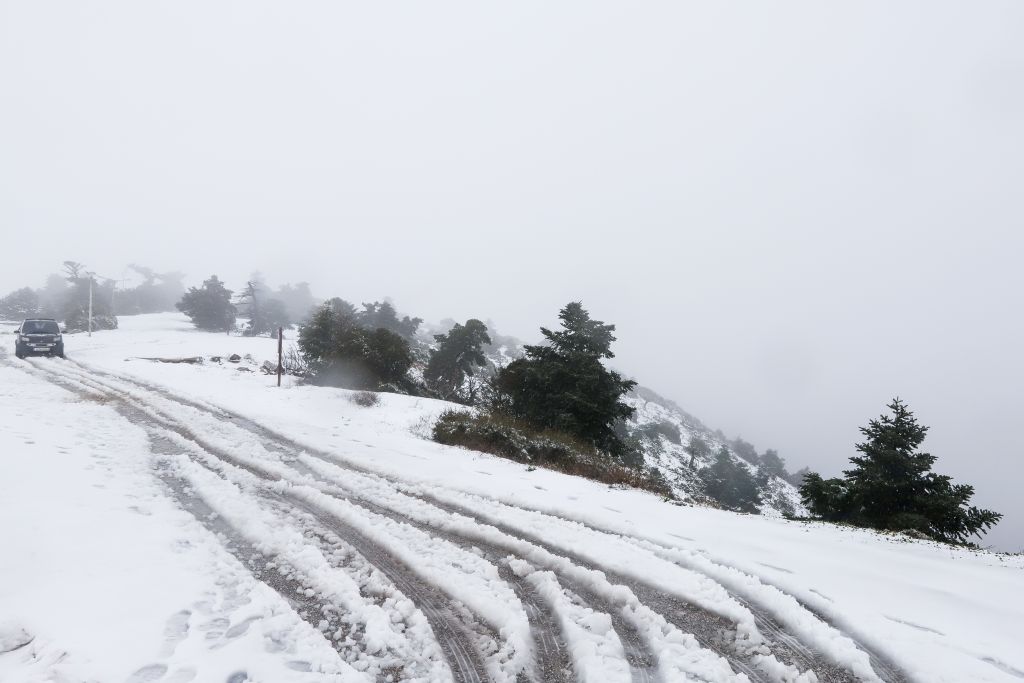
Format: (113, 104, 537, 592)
(277, 327, 283, 387)
(88, 277, 93, 337)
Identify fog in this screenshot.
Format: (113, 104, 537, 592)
(2, 2, 1022, 551)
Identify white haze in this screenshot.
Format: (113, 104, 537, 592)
(1, 2, 1022, 551)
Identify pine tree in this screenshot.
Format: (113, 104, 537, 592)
(493, 302, 636, 456)
(685, 434, 711, 468)
(237, 280, 291, 336)
(358, 301, 422, 341)
(0, 288, 40, 319)
(176, 276, 236, 332)
(700, 446, 762, 513)
(298, 298, 413, 390)
(800, 398, 1002, 543)
(424, 319, 492, 401)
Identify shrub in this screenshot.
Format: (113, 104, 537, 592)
(350, 391, 381, 407)
(433, 410, 672, 496)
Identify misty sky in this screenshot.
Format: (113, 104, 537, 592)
(2, 2, 1022, 551)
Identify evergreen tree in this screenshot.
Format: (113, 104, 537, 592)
(298, 298, 413, 390)
(63, 276, 117, 332)
(36, 274, 69, 319)
(358, 301, 422, 341)
(275, 282, 318, 323)
(685, 434, 712, 468)
(786, 466, 812, 488)
(758, 449, 788, 478)
(700, 446, 762, 513)
(176, 276, 236, 332)
(237, 280, 291, 336)
(117, 266, 185, 315)
(0, 288, 40, 319)
(731, 437, 758, 463)
(800, 398, 1002, 543)
(493, 302, 636, 456)
(424, 319, 492, 401)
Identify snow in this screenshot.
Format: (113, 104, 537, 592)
(0, 362, 365, 683)
(2, 312, 1023, 683)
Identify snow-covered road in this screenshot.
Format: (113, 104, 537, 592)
(2, 314, 1022, 683)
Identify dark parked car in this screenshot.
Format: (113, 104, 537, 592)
(15, 319, 64, 358)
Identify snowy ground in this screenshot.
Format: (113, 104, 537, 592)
(1, 313, 1022, 683)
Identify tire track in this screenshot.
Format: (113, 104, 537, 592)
(33, 357, 905, 682)
(12, 357, 490, 683)
(40, 359, 700, 682)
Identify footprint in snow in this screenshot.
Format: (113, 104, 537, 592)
(165, 668, 197, 683)
(200, 617, 230, 634)
(161, 610, 191, 657)
(224, 616, 261, 640)
(125, 663, 168, 683)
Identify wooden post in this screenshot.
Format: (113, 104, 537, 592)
(277, 327, 283, 387)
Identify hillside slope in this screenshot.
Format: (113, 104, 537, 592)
(472, 335, 805, 516)
(1, 313, 1021, 683)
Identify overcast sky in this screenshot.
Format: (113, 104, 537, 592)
(2, 2, 1022, 550)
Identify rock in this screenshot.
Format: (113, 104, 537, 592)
(236, 366, 252, 372)
(210, 356, 222, 363)
(260, 361, 278, 375)
(228, 354, 242, 363)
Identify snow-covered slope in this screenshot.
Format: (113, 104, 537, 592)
(476, 337, 805, 516)
(1, 313, 1022, 683)
(623, 387, 806, 516)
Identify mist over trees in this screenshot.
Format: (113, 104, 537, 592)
(115, 265, 185, 315)
(236, 279, 291, 337)
(9, 263, 997, 537)
(297, 297, 415, 390)
(800, 398, 1002, 543)
(701, 445, 762, 513)
(176, 276, 236, 332)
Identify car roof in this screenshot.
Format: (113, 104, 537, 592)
(23, 318, 57, 321)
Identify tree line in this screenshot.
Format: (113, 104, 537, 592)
(6, 266, 1001, 543)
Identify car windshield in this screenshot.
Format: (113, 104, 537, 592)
(22, 320, 60, 334)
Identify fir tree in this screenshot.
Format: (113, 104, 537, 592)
(493, 302, 636, 457)
(176, 276, 236, 332)
(0, 287, 40, 319)
(685, 434, 712, 468)
(298, 298, 413, 390)
(700, 446, 762, 513)
(424, 319, 492, 401)
(358, 301, 422, 341)
(237, 280, 290, 336)
(800, 398, 1002, 543)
